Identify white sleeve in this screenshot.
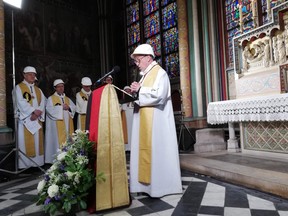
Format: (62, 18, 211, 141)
(14, 85, 34, 120)
(137, 69, 170, 107)
(45, 97, 63, 120)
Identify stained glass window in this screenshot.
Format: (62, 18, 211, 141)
(163, 27, 178, 54)
(143, 0, 159, 16)
(161, 0, 174, 7)
(126, 0, 179, 81)
(126, 2, 139, 25)
(243, 20, 253, 32)
(146, 35, 161, 57)
(144, 11, 160, 38)
(165, 53, 179, 78)
(225, 0, 241, 66)
(126, 0, 137, 5)
(162, 2, 177, 30)
(127, 23, 140, 46)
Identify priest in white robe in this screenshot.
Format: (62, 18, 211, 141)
(13, 66, 46, 169)
(76, 77, 92, 130)
(45, 79, 76, 163)
(129, 44, 182, 198)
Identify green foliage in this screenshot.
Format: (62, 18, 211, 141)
(36, 130, 105, 215)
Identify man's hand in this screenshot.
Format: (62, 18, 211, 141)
(130, 82, 141, 93)
(30, 112, 38, 121)
(63, 104, 70, 110)
(33, 109, 42, 117)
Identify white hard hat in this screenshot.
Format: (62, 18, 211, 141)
(53, 79, 64, 87)
(81, 77, 92, 86)
(107, 75, 113, 79)
(131, 44, 155, 59)
(23, 66, 37, 74)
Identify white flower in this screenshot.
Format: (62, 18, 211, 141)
(49, 163, 58, 172)
(66, 171, 74, 180)
(47, 184, 59, 198)
(37, 180, 46, 193)
(57, 152, 67, 161)
(77, 155, 88, 165)
(75, 129, 81, 134)
(74, 173, 80, 184)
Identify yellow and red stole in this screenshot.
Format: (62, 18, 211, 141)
(79, 91, 88, 130)
(18, 82, 44, 157)
(138, 64, 161, 184)
(51, 95, 74, 147)
(88, 84, 130, 211)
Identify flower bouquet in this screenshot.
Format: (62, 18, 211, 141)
(36, 130, 105, 215)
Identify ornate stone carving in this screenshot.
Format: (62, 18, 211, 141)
(234, 1, 288, 74)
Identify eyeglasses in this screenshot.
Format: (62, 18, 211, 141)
(134, 56, 146, 65)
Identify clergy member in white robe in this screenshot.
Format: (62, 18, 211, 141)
(129, 44, 182, 198)
(13, 66, 46, 169)
(76, 77, 92, 130)
(121, 86, 134, 151)
(45, 79, 76, 163)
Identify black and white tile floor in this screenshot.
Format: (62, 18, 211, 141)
(0, 166, 288, 216)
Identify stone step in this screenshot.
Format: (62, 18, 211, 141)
(180, 152, 288, 199)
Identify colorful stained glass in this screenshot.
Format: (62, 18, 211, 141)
(126, 0, 136, 5)
(161, 0, 174, 6)
(127, 22, 140, 46)
(225, 0, 235, 7)
(227, 19, 239, 30)
(146, 35, 161, 57)
(143, 0, 159, 16)
(126, 1, 139, 25)
(144, 11, 160, 38)
(163, 27, 178, 54)
(227, 25, 240, 65)
(126, 0, 179, 78)
(164, 53, 179, 78)
(162, 2, 177, 30)
(243, 20, 253, 33)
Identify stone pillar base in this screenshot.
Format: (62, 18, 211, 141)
(194, 128, 226, 153)
(227, 139, 241, 152)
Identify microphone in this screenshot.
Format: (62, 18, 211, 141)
(95, 66, 120, 84)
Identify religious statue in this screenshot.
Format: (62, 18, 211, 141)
(263, 40, 271, 67)
(242, 46, 252, 71)
(272, 36, 278, 64)
(277, 34, 286, 64)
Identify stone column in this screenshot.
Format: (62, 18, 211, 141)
(177, 0, 192, 117)
(227, 122, 240, 152)
(192, 0, 204, 117)
(0, 0, 6, 127)
(0, 0, 13, 144)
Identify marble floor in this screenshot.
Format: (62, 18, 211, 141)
(1, 157, 288, 216)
